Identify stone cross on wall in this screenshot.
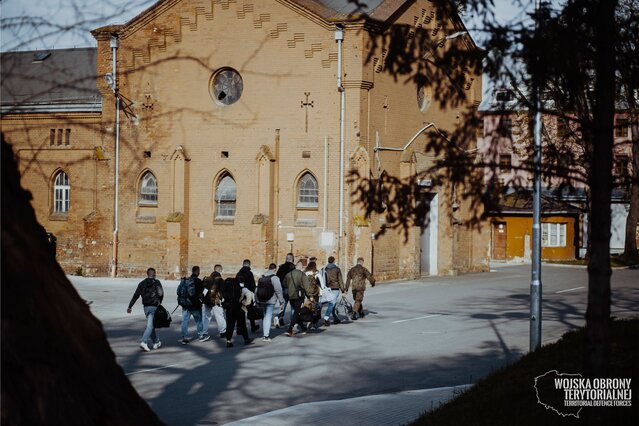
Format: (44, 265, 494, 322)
(383, 96, 389, 134)
(142, 94, 154, 131)
(300, 92, 314, 133)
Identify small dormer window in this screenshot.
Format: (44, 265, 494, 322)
(495, 90, 514, 102)
(33, 52, 51, 63)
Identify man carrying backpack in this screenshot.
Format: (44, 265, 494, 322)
(236, 259, 258, 333)
(275, 253, 296, 326)
(127, 267, 163, 352)
(177, 266, 208, 344)
(255, 263, 284, 342)
(221, 277, 253, 348)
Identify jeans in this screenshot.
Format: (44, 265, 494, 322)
(203, 304, 227, 335)
(142, 305, 158, 344)
(181, 307, 204, 339)
(261, 303, 274, 338)
(323, 289, 341, 321)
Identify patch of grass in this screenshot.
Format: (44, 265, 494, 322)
(411, 319, 638, 426)
(611, 255, 639, 268)
(546, 259, 588, 266)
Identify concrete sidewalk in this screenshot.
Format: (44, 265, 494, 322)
(224, 385, 471, 426)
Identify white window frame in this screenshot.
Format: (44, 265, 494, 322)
(297, 172, 319, 208)
(139, 171, 158, 205)
(541, 222, 567, 247)
(215, 174, 236, 219)
(53, 171, 70, 213)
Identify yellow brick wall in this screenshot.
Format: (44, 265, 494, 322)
(2, 113, 113, 274)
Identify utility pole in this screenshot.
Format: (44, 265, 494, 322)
(530, 0, 543, 351)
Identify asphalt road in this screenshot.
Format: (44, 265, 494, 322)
(71, 264, 638, 425)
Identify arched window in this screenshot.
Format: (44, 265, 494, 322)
(215, 173, 236, 219)
(297, 172, 318, 208)
(139, 171, 158, 205)
(53, 170, 70, 213)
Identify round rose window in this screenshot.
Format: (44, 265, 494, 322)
(210, 68, 243, 106)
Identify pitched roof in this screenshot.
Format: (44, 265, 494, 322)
(491, 188, 583, 215)
(92, 0, 422, 37)
(0, 48, 101, 113)
(292, 0, 390, 20)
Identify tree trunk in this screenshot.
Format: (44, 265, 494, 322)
(585, 0, 617, 379)
(622, 122, 639, 260)
(1, 136, 162, 424)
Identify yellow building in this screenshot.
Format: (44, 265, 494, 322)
(2, 0, 487, 278)
(490, 190, 581, 262)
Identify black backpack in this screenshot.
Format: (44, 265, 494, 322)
(153, 305, 172, 328)
(177, 277, 195, 307)
(221, 278, 241, 310)
(256, 275, 275, 302)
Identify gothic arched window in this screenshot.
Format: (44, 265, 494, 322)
(215, 173, 237, 219)
(139, 171, 158, 205)
(53, 170, 70, 213)
(297, 172, 318, 208)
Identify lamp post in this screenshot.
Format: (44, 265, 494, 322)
(530, 0, 543, 352)
(105, 35, 120, 277)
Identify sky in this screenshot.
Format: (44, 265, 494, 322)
(0, 0, 531, 52)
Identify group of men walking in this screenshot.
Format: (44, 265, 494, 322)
(127, 254, 375, 352)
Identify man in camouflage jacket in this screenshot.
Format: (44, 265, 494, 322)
(345, 257, 375, 320)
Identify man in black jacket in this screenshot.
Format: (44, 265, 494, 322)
(127, 267, 163, 352)
(222, 278, 253, 347)
(236, 259, 258, 332)
(275, 253, 296, 326)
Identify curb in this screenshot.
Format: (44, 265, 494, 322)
(223, 385, 472, 426)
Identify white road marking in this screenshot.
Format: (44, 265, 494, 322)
(126, 362, 182, 376)
(392, 314, 442, 324)
(555, 286, 585, 294)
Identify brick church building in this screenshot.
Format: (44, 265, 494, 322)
(2, 0, 488, 279)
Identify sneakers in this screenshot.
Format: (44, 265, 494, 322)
(244, 338, 254, 345)
(180, 338, 189, 345)
(323, 319, 330, 327)
(152, 341, 162, 350)
(261, 336, 272, 342)
(198, 334, 211, 342)
(226, 341, 234, 348)
(139, 342, 150, 352)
